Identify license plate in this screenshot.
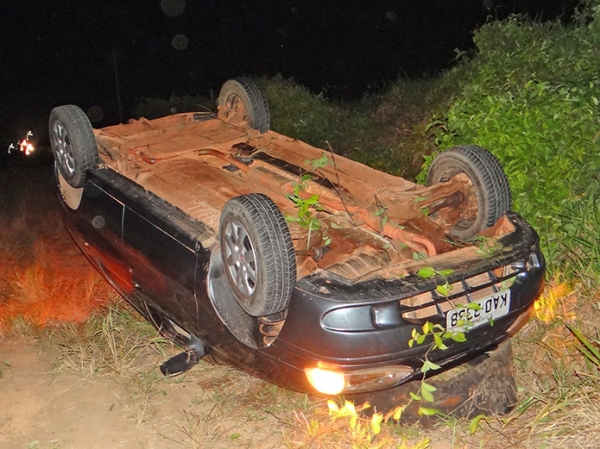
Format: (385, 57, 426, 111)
(446, 290, 511, 332)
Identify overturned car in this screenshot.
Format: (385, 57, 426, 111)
(50, 78, 544, 414)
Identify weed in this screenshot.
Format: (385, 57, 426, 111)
(53, 302, 169, 377)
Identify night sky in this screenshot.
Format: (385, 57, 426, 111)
(2, 0, 576, 147)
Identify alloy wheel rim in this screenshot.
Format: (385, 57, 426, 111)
(223, 219, 258, 297)
(53, 122, 75, 176)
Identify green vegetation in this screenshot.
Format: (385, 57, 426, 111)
(424, 4, 600, 279)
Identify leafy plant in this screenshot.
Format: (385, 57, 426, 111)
(416, 266, 454, 297)
(306, 153, 333, 171)
(421, 10, 600, 278)
(386, 319, 466, 420)
(373, 197, 390, 232)
(285, 172, 326, 253)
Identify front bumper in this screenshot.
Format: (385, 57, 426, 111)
(264, 212, 544, 395)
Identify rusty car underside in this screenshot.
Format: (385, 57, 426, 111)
(93, 112, 515, 287)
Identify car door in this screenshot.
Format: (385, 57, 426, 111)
(70, 176, 133, 293)
(121, 195, 201, 333)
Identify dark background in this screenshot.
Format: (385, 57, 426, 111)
(1, 0, 577, 148)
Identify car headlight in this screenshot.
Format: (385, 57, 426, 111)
(305, 364, 414, 395)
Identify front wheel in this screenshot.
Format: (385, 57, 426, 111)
(426, 145, 511, 240)
(219, 194, 296, 316)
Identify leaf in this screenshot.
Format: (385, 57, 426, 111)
(422, 321, 434, 334)
(304, 194, 321, 205)
(450, 332, 467, 343)
(410, 392, 422, 401)
(418, 407, 438, 416)
(438, 269, 454, 277)
(433, 333, 448, 350)
(417, 267, 436, 279)
(421, 388, 435, 403)
(421, 381, 437, 393)
(420, 381, 437, 402)
(422, 359, 441, 373)
(370, 413, 383, 435)
(306, 154, 332, 170)
(392, 405, 405, 421)
(469, 414, 487, 434)
(436, 284, 451, 296)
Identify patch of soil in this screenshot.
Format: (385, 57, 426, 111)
(0, 337, 286, 449)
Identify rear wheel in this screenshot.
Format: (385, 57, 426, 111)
(49, 105, 99, 188)
(426, 145, 511, 240)
(219, 194, 296, 316)
(217, 77, 270, 133)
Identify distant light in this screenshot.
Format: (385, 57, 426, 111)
(386, 11, 397, 21)
(161, 0, 186, 17)
(16, 131, 35, 156)
(172, 34, 189, 51)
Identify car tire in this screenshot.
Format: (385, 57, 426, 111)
(219, 193, 296, 317)
(426, 145, 511, 240)
(49, 105, 99, 188)
(217, 77, 270, 133)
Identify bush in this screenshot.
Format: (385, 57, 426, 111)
(259, 75, 376, 157)
(425, 8, 600, 268)
(260, 75, 453, 178)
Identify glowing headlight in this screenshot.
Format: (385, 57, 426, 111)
(305, 367, 346, 395)
(305, 364, 414, 395)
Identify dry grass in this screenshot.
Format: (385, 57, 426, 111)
(52, 304, 169, 377)
(0, 166, 113, 333)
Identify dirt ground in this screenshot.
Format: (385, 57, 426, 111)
(0, 337, 290, 449)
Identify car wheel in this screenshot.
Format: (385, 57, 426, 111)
(219, 193, 296, 317)
(217, 77, 270, 133)
(49, 105, 99, 188)
(426, 145, 511, 240)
